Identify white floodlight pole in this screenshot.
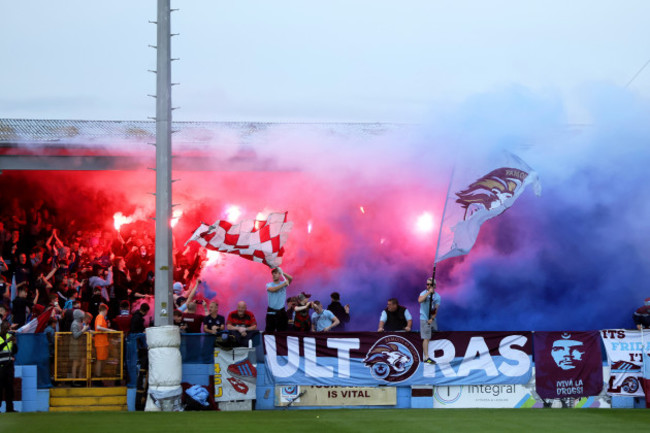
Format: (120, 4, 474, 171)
(154, 0, 173, 325)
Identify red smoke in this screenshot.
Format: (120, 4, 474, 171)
(0, 169, 445, 329)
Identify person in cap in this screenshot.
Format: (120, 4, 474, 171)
(418, 278, 441, 364)
(265, 267, 293, 332)
(172, 281, 185, 307)
(292, 292, 312, 332)
(633, 297, 650, 330)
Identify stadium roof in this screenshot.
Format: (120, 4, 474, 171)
(0, 118, 406, 171)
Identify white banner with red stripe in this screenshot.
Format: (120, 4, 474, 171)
(214, 347, 257, 402)
(601, 329, 650, 397)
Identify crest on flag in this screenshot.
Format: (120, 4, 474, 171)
(455, 167, 531, 220)
(436, 152, 541, 263)
(187, 212, 292, 268)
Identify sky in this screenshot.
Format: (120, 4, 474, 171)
(1, 1, 650, 331)
(2, 1, 650, 122)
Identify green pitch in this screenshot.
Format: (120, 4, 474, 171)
(2, 409, 649, 433)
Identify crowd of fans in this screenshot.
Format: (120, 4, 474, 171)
(0, 197, 354, 350)
(0, 196, 212, 337)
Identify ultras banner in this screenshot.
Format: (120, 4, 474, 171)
(601, 329, 650, 397)
(263, 331, 532, 386)
(533, 331, 603, 399)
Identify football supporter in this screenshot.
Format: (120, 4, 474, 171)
(202, 301, 225, 335)
(311, 300, 339, 332)
(181, 301, 204, 333)
(112, 300, 132, 334)
(93, 303, 111, 381)
(633, 297, 650, 330)
(327, 291, 350, 331)
(378, 298, 412, 332)
(265, 267, 293, 332)
(418, 278, 441, 365)
(227, 301, 258, 346)
(130, 302, 150, 334)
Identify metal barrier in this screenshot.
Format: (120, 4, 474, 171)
(54, 331, 123, 384)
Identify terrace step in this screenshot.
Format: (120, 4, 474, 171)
(49, 404, 127, 412)
(50, 386, 127, 412)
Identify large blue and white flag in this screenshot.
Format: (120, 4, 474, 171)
(436, 151, 541, 263)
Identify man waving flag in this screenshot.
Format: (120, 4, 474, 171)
(187, 212, 292, 268)
(435, 151, 541, 263)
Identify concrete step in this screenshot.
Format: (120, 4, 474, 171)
(49, 404, 127, 412)
(50, 386, 127, 397)
(50, 395, 127, 407)
(50, 386, 128, 412)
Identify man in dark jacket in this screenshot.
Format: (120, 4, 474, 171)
(130, 303, 150, 334)
(327, 291, 350, 331)
(377, 298, 412, 332)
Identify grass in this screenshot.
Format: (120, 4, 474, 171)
(2, 409, 649, 433)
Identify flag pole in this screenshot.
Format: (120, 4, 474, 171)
(641, 327, 645, 371)
(431, 166, 456, 280)
(641, 328, 649, 408)
(426, 166, 455, 321)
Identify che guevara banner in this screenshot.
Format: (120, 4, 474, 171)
(533, 331, 603, 399)
(263, 331, 532, 386)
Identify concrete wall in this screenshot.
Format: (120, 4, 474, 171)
(0, 365, 49, 413)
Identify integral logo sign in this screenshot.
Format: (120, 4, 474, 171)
(363, 335, 420, 383)
(434, 386, 463, 405)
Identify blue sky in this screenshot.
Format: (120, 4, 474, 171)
(2, 1, 650, 122)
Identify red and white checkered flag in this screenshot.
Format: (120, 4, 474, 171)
(187, 212, 292, 268)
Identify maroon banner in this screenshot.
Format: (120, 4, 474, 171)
(263, 331, 533, 386)
(534, 331, 603, 399)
